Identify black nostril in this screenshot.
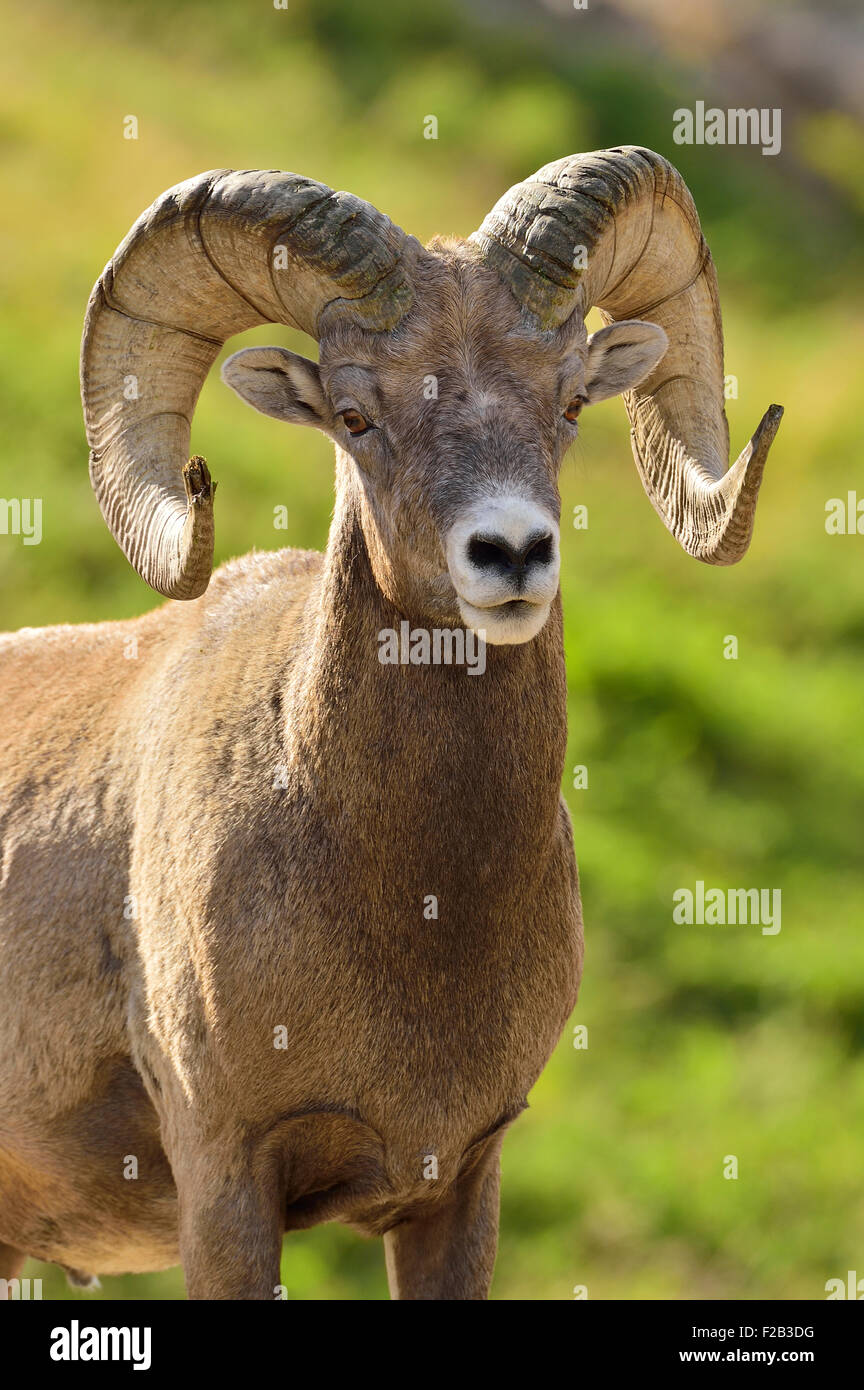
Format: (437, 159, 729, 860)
(467, 531, 555, 576)
(468, 537, 515, 572)
(524, 533, 554, 568)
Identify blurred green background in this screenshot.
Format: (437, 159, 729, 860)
(1, 0, 862, 1300)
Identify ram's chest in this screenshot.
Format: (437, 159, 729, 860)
(169, 914, 569, 1115)
(129, 770, 581, 1229)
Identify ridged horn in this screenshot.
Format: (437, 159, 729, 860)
(81, 169, 417, 598)
(469, 146, 782, 564)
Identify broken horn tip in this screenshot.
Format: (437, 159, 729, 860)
(183, 455, 214, 503)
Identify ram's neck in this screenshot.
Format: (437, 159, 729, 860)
(282, 482, 569, 884)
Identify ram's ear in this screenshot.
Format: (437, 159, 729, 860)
(221, 346, 332, 428)
(583, 320, 669, 404)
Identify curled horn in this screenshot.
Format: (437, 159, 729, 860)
(81, 169, 417, 598)
(470, 146, 782, 564)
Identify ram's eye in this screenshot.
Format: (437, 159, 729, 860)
(563, 397, 585, 423)
(341, 410, 372, 435)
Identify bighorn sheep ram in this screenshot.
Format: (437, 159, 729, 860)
(0, 148, 781, 1300)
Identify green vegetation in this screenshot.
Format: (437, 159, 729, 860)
(2, 0, 862, 1300)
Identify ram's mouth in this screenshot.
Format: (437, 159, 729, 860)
(456, 594, 552, 646)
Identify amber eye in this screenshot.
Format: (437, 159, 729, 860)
(563, 397, 585, 423)
(341, 409, 372, 435)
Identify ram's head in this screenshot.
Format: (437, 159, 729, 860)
(81, 148, 782, 644)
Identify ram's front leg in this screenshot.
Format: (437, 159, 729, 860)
(383, 1133, 504, 1300)
(0, 1243, 26, 1294)
(171, 1135, 284, 1301)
